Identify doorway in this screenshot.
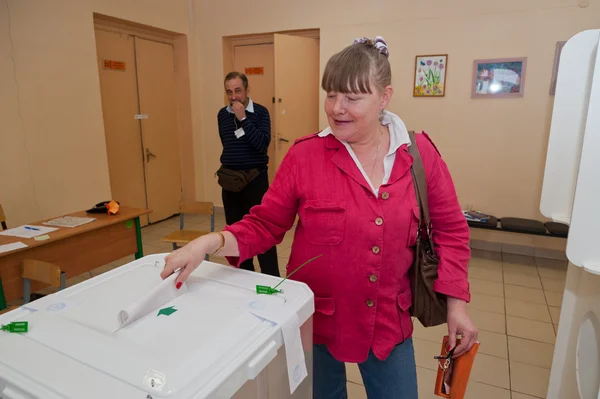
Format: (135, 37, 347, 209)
(233, 43, 276, 182)
(94, 21, 188, 225)
(224, 30, 320, 182)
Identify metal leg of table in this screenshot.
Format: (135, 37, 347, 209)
(134, 217, 144, 260)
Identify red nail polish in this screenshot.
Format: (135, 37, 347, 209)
(176, 282, 182, 290)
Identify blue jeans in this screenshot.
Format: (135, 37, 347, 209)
(313, 338, 418, 399)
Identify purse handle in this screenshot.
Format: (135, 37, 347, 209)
(407, 131, 434, 245)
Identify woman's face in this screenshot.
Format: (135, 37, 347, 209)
(324, 77, 392, 144)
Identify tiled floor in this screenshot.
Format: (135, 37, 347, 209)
(15, 211, 567, 399)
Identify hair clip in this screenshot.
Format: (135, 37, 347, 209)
(353, 37, 370, 45)
(373, 36, 389, 57)
(352, 36, 389, 57)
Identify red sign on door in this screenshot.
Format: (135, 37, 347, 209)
(103, 60, 126, 71)
(245, 67, 264, 75)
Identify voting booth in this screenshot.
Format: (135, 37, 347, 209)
(0, 254, 315, 399)
(540, 29, 600, 399)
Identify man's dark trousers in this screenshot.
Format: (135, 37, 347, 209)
(221, 168, 279, 276)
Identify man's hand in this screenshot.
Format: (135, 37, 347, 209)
(231, 101, 246, 121)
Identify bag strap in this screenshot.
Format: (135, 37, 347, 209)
(407, 131, 433, 242)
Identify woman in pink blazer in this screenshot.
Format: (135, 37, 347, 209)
(162, 36, 477, 398)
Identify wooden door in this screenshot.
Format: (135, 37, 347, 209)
(233, 43, 276, 182)
(273, 34, 320, 170)
(94, 29, 149, 225)
(135, 37, 182, 223)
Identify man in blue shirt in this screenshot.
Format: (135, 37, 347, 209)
(216, 72, 279, 276)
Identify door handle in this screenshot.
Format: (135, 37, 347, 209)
(278, 137, 290, 143)
(146, 148, 157, 162)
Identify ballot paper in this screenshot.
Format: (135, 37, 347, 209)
(116, 273, 187, 331)
(44, 216, 95, 228)
(241, 296, 307, 394)
(0, 225, 58, 239)
(0, 241, 28, 254)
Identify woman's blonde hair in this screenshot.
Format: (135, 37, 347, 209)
(321, 36, 391, 94)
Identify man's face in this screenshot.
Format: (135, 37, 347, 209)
(225, 77, 249, 106)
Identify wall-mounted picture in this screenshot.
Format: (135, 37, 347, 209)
(472, 57, 527, 98)
(550, 41, 566, 95)
(414, 54, 448, 97)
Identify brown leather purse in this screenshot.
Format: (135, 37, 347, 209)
(407, 131, 448, 327)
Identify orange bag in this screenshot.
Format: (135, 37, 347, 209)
(434, 335, 479, 398)
(106, 200, 120, 215)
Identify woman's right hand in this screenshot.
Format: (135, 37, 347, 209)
(160, 233, 222, 288)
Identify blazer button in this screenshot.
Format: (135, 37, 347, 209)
(369, 274, 378, 282)
(366, 299, 374, 307)
(375, 217, 383, 226)
(381, 192, 390, 200)
(372, 245, 380, 254)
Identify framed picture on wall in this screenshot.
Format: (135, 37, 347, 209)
(472, 57, 527, 98)
(413, 54, 448, 97)
(550, 41, 567, 95)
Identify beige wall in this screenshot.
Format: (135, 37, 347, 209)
(0, 0, 202, 227)
(2, 0, 599, 227)
(196, 0, 600, 220)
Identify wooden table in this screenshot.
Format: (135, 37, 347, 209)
(0, 207, 151, 309)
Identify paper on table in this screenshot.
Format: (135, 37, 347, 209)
(242, 297, 307, 394)
(44, 216, 95, 228)
(115, 273, 187, 331)
(0, 241, 28, 254)
(0, 225, 58, 239)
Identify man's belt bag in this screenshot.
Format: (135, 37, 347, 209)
(216, 166, 260, 192)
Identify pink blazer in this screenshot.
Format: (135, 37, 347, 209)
(224, 131, 471, 363)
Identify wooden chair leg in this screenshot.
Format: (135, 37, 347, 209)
(172, 242, 178, 251)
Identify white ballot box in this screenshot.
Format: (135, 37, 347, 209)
(0, 254, 315, 399)
(539, 29, 600, 399)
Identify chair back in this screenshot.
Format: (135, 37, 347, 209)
(178, 201, 215, 231)
(179, 201, 214, 215)
(22, 259, 65, 288)
(0, 204, 6, 230)
(21, 259, 67, 304)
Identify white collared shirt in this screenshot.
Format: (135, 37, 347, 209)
(318, 110, 412, 196)
(226, 98, 255, 138)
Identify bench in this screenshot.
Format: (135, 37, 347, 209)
(466, 215, 569, 238)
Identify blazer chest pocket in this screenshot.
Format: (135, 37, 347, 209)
(300, 200, 346, 245)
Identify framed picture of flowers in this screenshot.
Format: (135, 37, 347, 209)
(414, 54, 448, 97)
(472, 57, 527, 98)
